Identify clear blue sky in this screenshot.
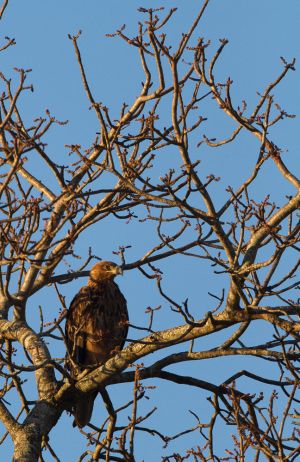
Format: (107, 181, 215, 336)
(0, 1, 299, 460)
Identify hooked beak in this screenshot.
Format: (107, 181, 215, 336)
(115, 266, 123, 276)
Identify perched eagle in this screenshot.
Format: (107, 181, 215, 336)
(65, 261, 128, 427)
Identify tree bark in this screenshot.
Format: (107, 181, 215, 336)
(12, 402, 62, 462)
(13, 424, 41, 462)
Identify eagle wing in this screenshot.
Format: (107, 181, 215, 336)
(65, 282, 128, 375)
(65, 281, 128, 428)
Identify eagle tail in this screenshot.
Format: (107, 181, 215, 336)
(73, 390, 97, 428)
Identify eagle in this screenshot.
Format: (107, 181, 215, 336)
(65, 261, 128, 427)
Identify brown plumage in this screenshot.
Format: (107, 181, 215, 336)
(65, 261, 128, 427)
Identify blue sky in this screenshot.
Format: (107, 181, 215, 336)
(0, 1, 299, 460)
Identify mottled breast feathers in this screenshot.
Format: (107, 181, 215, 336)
(66, 280, 129, 373)
(65, 261, 129, 427)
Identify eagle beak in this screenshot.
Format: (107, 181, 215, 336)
(115, 266, 123, 276)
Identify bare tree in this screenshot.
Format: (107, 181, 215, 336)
(0, 1, 299, 461)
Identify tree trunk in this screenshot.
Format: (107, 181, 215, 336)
(12, 402, 62, 462)
(13, 423, 41, 462)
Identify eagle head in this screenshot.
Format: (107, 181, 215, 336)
(89, 261, 123, 284)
